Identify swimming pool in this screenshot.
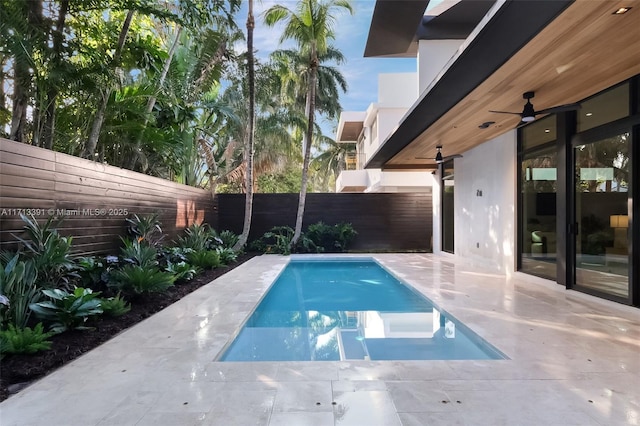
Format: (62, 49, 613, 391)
(219, 258, 506, 361)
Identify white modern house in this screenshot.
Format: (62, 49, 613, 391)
(335, 73, 435, 193)
(363, 0, 640, 308)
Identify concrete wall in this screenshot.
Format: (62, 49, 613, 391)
(417, 40, 464, 94)
(453, 131, 517, 273)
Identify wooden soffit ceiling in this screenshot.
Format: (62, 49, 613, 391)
(383, 0, 640, 168)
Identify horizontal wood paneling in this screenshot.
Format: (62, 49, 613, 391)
(217, 193, 432, 251)
(0, 138, 215, 255)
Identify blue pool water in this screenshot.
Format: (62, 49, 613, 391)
(219, 259, 506, 361)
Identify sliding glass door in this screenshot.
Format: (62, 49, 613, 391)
(442, 160, 454, 253)
(574, 132, 630, 299)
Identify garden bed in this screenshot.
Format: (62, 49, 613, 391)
(0, 252, 258, 402)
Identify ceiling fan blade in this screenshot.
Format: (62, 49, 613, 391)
(489, 110, 522, 115)
(437, 154, 463, 164)
(535, 103, 581, 115)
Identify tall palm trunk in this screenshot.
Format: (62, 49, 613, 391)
(291, 45, 318, 248)
(234, 0, 256, 251)
(42, 0, 69, 150)
(42, 0, 68, 149)
(10, 0, 44, 143)
(125, 26, 182, 170)
(82, 10, 134, 159)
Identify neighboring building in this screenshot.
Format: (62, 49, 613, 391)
(335, 73, 435, 193)
(365, 0, 640, 307)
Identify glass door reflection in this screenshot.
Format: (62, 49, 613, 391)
(574, 132, 630, 298)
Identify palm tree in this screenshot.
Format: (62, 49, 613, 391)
(311, 135, 354, 191)
(234, 0, 256, 252)
(82, 9, 135, 159)
(264, 0, 353, 247)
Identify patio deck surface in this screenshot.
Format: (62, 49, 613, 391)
(1, 254, 639, 425)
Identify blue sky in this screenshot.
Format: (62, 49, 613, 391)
(237, 1, 418, 135)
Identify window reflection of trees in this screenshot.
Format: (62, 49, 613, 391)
(576, 133, 629, 193)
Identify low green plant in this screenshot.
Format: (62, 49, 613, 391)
(159, 246, 188, 265)
(215, 247, 237, 265)
(0, 323, 53, 357)
(305, 222, 358, 253)
(164, 261, 200, 282)
(177, 223, 216, 252)
(13, 213, 76, 288)
(186, 250, 222, 269)
(293, 233, 318, 254)
(251, 226, 295, 255)
(100, 293, 131, 317)
(76, 256, 108, 288)
(30, 287, 103, 333)
(121, 238, 158, 268)
(0, 254, 40, 329)
(110, 265, 176, 295)
(335, 222, 358, 252)
(126, 213, 164, 247)
(216, 230, 239, 249)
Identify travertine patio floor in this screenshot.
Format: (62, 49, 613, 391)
(1, 254, 639, 425)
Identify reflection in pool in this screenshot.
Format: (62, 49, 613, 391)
(219, 260, 505, 361)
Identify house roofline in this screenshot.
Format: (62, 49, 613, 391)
(365, 0, 574, 169)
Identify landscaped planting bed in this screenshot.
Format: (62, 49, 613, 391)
(0, 252, 256, 402)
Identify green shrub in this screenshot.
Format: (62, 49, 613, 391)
(164, 261, 200, 282)
(177, 223, 216, 252)
(126, 213, 164, 247)
(110, 265, 175, 295)
(76, 256, 108, 288)
(0, 254, 40, 329)
(215, 247, 237, 265)
(30, 287, 103, 333)
(14, 214, 76, 288)
(100, 293, 131, 317)
(0, 323, 53, 356)
(121, 238, 158, 268)
(306, 222, 357, 253)
(305, 222, 333, 252)
(217, 230, 239, 249)
(250, 226, 295, 255)
(186, 250, 222, 269)
(159, 246, 188, 264)
(335, 222, 358, 252)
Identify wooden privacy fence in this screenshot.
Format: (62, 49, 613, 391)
(0, 138, 432, 255)
(217, 193, 432, 251)
(0, 138, 215, 255)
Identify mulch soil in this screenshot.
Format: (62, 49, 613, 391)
(0, 252, 258, 402)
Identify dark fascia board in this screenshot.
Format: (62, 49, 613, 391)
(366, 0, 575, 169)
(418, 0, 496, 40)
(364, 0, 431, 58)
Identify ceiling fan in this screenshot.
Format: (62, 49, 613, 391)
(416, 145, 462, 163)
(489, 91, 580, 123)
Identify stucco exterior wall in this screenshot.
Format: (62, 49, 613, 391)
(417, 40, 464, 94)
(378, 73, 418, 107)
(453, 130, 517, 274)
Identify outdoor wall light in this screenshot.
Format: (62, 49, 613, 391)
(435, 146, 443, 163)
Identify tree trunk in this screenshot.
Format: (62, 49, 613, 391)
(9, 0, 44, 143)
(82, 10, 134, 159)
(234, 0, 255, 252)
(42, 0, 69, 150)
(291, 46, 318, 248)
(9, 61, 28, 143)
(125, 26, 182, 170)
